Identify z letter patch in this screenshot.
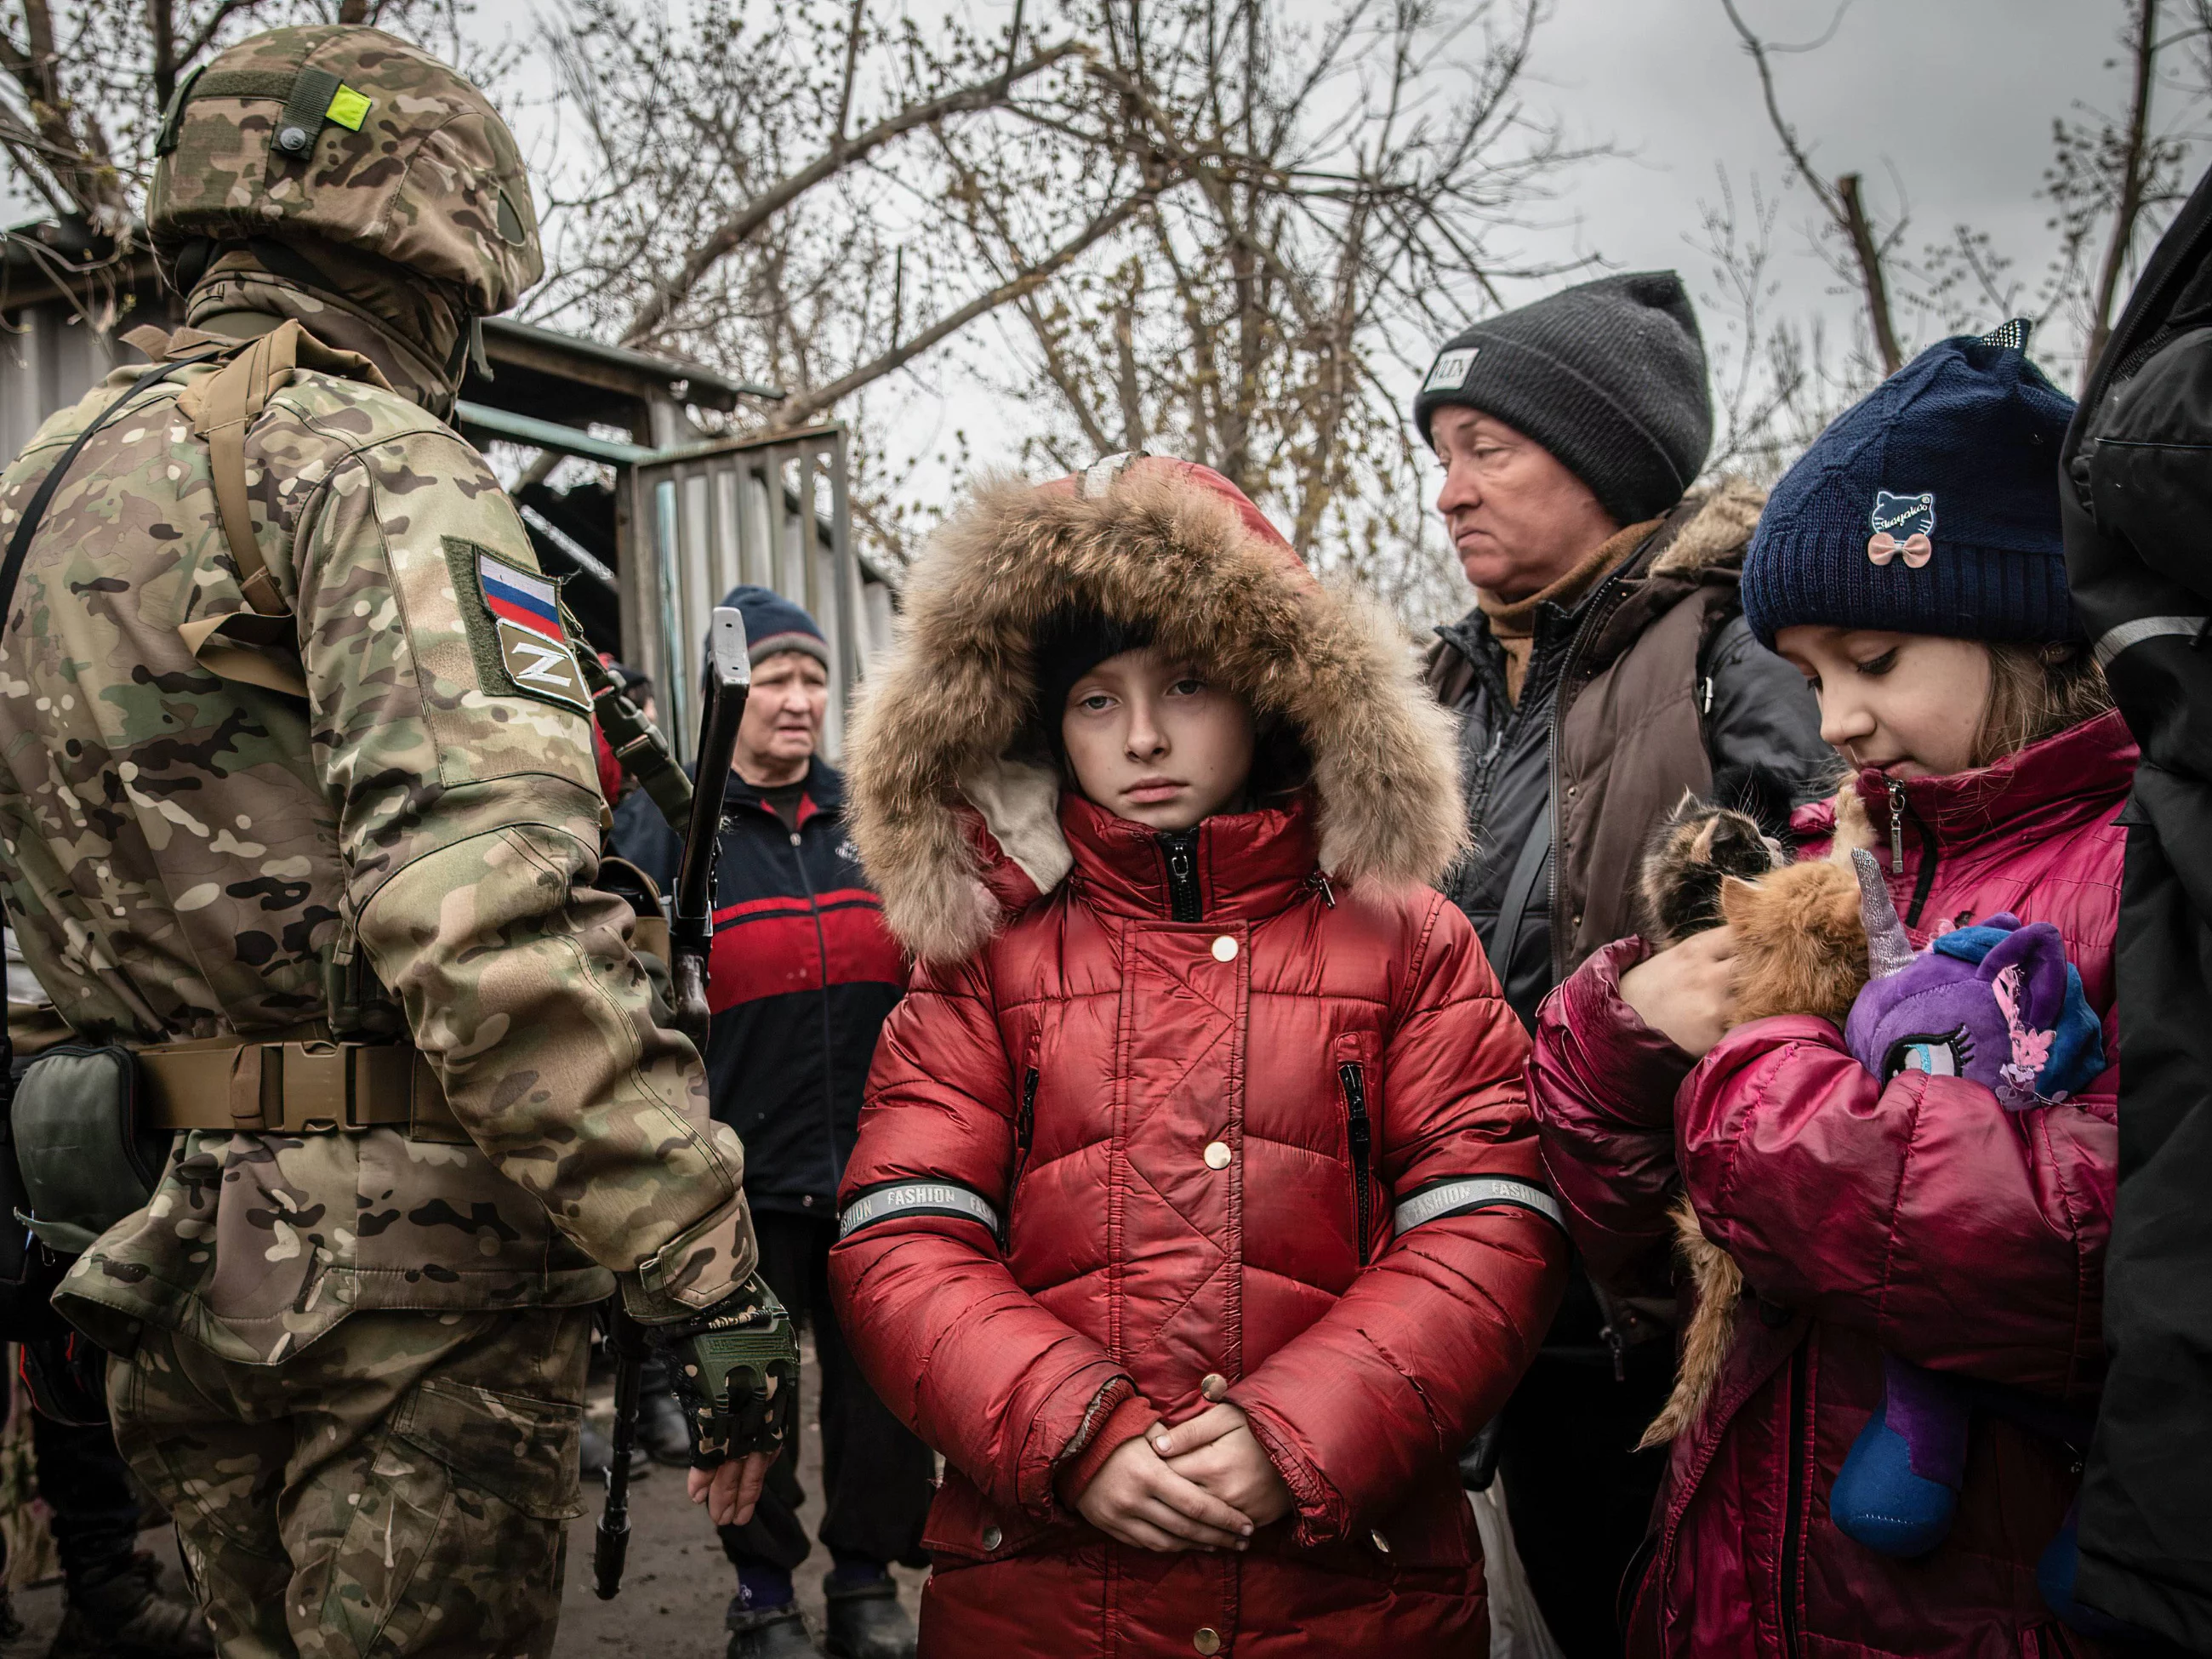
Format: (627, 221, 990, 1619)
(467, 546, 590, 713)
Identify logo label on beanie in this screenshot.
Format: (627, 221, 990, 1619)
(1867, 491, 1936, 568)
(1423, 347, 1479, 392)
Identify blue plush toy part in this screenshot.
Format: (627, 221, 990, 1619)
(2038, 1499, 2153, 1639)
(1830, 1354, 1966, 1559)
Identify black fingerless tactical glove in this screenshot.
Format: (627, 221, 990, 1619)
(655, 1272, 800, 1468)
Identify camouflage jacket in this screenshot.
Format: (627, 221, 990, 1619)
(0, 334, 755, 1364)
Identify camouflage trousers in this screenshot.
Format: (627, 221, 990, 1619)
(106, 1307, 593, 1659)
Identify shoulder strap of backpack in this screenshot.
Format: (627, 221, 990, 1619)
(179, 320, 305, 620)
(170, 320, 387, 701)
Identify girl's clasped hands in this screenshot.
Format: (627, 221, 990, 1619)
(1074, 1403, 1293, 1554)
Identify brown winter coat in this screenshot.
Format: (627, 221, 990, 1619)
(1426, 481, 1830, 1024)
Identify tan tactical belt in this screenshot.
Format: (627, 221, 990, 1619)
(134, 1036, 466, 1141)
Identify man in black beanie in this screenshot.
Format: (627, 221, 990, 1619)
(1417, 272, 1828, 1657)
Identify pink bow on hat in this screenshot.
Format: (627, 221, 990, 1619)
(1867, 531, 1933, 567)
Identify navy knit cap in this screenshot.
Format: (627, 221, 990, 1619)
(1740, 322, 2080, 647)
(713, 584, 829, 670)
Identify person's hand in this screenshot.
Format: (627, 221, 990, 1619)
(688, 1450, 775, 1527)
(1151, 1405, 1293, 1531)
(1074, 1428, 1257, 1553)
(1618, 926, 1738, 1058)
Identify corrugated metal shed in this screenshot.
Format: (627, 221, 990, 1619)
(0, 226, 895, 756)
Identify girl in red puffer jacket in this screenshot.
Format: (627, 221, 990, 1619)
(1530, 326, 2133, 1659)
(829, 456, 1568, 1657)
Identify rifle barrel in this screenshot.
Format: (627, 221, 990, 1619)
(593, 1309, 647, 1599)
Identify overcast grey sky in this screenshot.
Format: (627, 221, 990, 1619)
(1508, 0, 2153, 369)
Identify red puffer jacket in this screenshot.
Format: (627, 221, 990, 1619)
(1530, 710, 2134, 1659)
(832, 459, 1568, 1657)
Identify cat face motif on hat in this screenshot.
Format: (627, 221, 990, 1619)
(1867, 490, 1936, 567)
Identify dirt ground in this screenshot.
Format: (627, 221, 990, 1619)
(0, 1333, 927, 1659)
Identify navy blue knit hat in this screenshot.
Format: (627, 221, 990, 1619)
(1741, 322, 2079, 647)
(714, 584, 829, 670)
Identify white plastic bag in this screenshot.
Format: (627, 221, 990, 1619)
(1471, 1477, 1565, 1659)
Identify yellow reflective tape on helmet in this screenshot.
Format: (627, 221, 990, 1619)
(326, 85, 371, 130)
(325, 85, 372, 130)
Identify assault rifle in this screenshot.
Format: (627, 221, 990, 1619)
(594, 605, 751, 1600)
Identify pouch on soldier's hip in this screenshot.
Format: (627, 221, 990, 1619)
(9, 1046, 167, 1256)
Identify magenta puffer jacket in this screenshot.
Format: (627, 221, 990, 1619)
(1530, 710, 2134, 1659)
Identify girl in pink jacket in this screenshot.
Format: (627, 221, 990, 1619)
(1529, 327, 2133, 1657)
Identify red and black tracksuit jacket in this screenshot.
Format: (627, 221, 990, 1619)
(613, 761, 904, 1217)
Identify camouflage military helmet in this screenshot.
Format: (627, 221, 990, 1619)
(148, 26, 541, 316)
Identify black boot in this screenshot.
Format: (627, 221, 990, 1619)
(824, 1578, 915, 1659)
(725, 1598, 818, 1659)
(48, 1552, 211, 1659)
(580, 1415, 651, 1482)
(636, 1352, 694, 1468)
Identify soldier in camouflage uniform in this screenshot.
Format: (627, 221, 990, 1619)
(0, 26, 786, 1658)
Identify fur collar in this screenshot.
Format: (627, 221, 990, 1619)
(1648, 476, 1765, 579)
(845, 462, 1466, 964)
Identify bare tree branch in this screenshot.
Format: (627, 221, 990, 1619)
(2087, 0, 2161, 372)
(1720, 0, 1903, 372)
(619, 39, 1081, 350)
(767, 184, 1157, 430)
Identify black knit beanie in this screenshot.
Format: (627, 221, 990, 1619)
(1413, 271, 1714, 527)
(1034, 607, 1155, 758)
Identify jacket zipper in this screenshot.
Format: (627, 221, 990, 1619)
(1160, 829, 1202, 922)
(1882, 778, 1941, 927)
(1338, 1062, 1373, 1265)
(778, 804, 841, 1204)
(1006, 1064, 1038, 1250)
(1779, 1343, 1809, 1659)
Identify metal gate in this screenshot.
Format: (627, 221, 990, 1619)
(627, 424, 877, 762)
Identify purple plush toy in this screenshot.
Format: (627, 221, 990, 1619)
(1827, 848, 2105, 1561)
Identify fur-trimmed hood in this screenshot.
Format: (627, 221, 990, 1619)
(847, 459, 1465, 964)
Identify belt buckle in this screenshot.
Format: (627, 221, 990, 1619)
(282, 1041, 347, 1133)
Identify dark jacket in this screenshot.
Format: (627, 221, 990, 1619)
(1529, 712, 2132, 1658)
(2059, 158, 2212, 1650)
(1424, 480, 1829, 1029)
(616, 761, 905, 1217)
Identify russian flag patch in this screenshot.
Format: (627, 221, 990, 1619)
(472, 548, 589, 713)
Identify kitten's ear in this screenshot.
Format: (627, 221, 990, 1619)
(1718, 874, 1763, 926)
(1690, 816, 1721, 860)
